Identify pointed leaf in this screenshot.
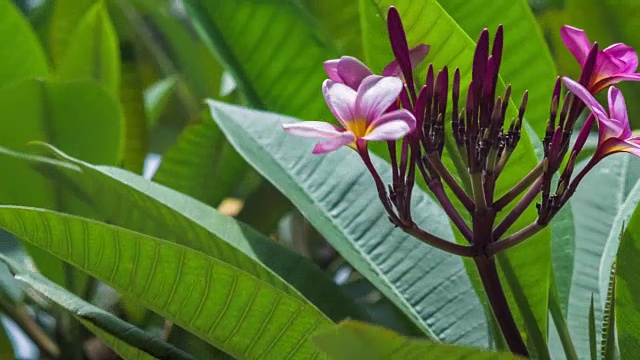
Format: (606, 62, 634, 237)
(616, 204, 640, 359)
(0, 207, 333, 359)
(0, 0, 48, 87)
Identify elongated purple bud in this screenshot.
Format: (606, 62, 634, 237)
(387, 7, 416, 98)
(436, 67, 449, 115)
(473, 29, 490, 92)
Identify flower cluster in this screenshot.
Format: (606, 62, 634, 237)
(282, 7, 640, 356)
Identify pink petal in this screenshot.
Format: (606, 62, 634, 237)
(337, 56, 373, 90)
(593, 73, 640, 91)
(597, 137, 640, 158)
(323, 80, 357, 127)
(324, 59, 343, 83)
(561, 26, 592, 66)
(562, 77, 608, 120)
(355, 75, 403, 122)
(383, 44, 430, 76)
(603, 43, 638, 73)
(312, 132, 356, 154)
(282, 121, 345, 138)
(607, 87, 631, 138)
(362, 109, 416, 141)
(595, 51, 628, 78)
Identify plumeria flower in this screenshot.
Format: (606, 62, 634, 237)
(323, 44, 429, 90)
(283, 75, 416, 154)
(561, 26, 640, 93)
(563, 77, 640, 163)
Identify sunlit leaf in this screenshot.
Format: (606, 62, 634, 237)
(616, 204, 640, 359)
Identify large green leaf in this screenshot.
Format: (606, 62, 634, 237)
(551, 205, 576, 315)
(566, 155, 640, 356)
(0, 206, 333, 359)
(1, 144, 363, 322)
(47, 0, 96, 65)
(314, 321, 521, 359)
(207, 100, 488, 345)
(617, 204, 640, 359)
(0, 255, 193, 360)
(437, 0, 557, 134)
(0, 0, 48, 87)
(360, 0, 551, 342)
(56, 2, 120, 96)
(0, 79, 123, 287)
(183, 0, 339, 119)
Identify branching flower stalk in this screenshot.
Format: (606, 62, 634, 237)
(283, 6, 640, 357)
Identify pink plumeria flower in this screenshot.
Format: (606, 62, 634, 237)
(563, 77, 640, 163)
(283, 75, 416, 154)
(561, 26, 640, 93)
(323, 45, 429, 90)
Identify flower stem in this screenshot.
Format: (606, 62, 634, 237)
(493, 161, 544, 211)
(474, 256, 529, 357)
(404, 224, 475, 257)
(426, 152, 475, 212)
(428, 181, 473, 241)
(489, 222, 543, 255)
(493, 178, 542, 239)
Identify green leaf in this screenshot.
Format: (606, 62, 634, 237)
(0, 79, 123, 287)
(436, 0, 557, 135)
(589, 295, 597, 360)
(207, 100, 488, 345)
(144, 76, 177, 128)
(0, 255, 193, 360)
(0, 206, 333, 359)
(56, 2, 121, 97)
(183, 0, 339, 120)
(566, 155, 640, 357)
(3, 144, 362, 322)
(600, 263, 617, 360)
(616, 205, 640, 359)
(47, 0, 96, 65)
(359, 0, 551, 342)
(313, 321, 522, 359)
(550, 204, 576, 316)
(0, 0, 48, 87)
(0, 321, 14, 360)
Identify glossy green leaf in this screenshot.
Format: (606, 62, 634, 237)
(48, 0, 96, 65)
(3, 144, 362, 322)
(0, 0, 48, 87)
(207, 100, 488, 345)
(56, 2, 121, 96)
(183, 0, 339, 120)
(437, 0, 557, 134)
(0, 255, 193, 360)
(566, 155, 640, 357)
(314, 321, 521, 359)
(304, 0, 363, 58)
(144, 76, 177, 127)
(360, 0, 551, 342)
(616, 204, 640, 359)
(119, 46, 148, 173)
(0, 206, 332, 359)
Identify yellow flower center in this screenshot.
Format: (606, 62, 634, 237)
(346, 119, 371, 138)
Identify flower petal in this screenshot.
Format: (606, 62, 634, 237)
(562, 77, 608, 120)
(312, 132, 356, 154)
(323, 80, 357, 127)
(282, 121, 345, 138)
(355, 75, 403, 122)
(362, 109, 416, 141)
(607, 87, 631, 138)
(561, 26, 592, 66)
(603, 43, 638, 73)
(336, 56, 373, 90)
(323, 59, 342, 83)
(597, 137, 640, 158)
(383, 44, 430, 77)
(593, 73, 640, 92)
(595, 51, 628, 78)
